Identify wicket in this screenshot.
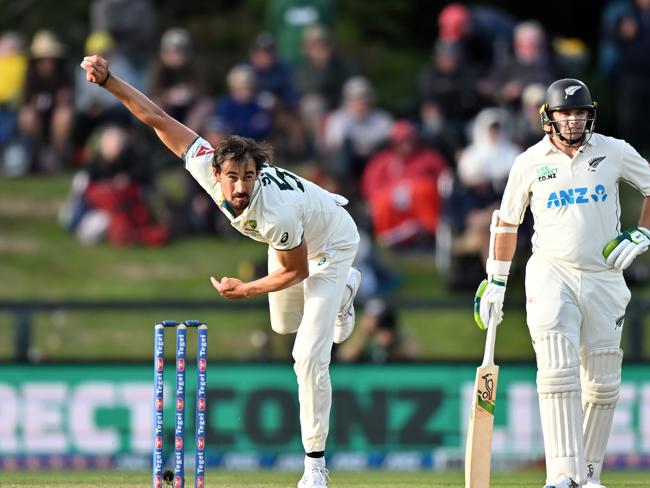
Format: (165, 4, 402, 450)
(153, 320, 208, 488)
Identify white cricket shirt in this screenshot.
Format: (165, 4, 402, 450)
(499, 133, 650, 271)
(184, 137, 358, 257)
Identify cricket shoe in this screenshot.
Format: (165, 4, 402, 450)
(584, 482, 606, 488)
(543, 476, 579, 488)
(333, 267, 361, 344)
(297, 467, 329, 488)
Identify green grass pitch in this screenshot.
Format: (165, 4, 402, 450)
(2, 470, 649, 487)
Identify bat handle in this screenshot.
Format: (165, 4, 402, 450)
(481, 310, 497, 367)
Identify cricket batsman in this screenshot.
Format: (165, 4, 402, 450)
(81, 54, 361, 488)
(474, 78, 650, 487)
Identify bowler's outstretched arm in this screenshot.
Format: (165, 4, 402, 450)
(80, 54, 197, 158)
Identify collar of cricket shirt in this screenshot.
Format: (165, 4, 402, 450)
(215, 188, 237, 221)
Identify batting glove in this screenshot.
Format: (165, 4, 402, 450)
(603, 226, 650, 270)
(473, 277, 507, 330)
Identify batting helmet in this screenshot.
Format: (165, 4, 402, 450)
(540, 78, 597, 145)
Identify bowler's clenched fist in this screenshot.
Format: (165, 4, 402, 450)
(80, 55, 109, 85)
(210, 276, 248, 299)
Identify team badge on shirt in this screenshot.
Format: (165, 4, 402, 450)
(242, 219, 260, 236)
(587, 156, 606, 173)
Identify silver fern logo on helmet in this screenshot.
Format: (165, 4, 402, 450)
(564, 85, 582, 99)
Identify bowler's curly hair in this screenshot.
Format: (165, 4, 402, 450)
(212, 136, 272, 173)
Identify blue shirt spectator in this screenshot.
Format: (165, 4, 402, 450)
(245, 32, 298, 111)
(215, 65, 272, 141)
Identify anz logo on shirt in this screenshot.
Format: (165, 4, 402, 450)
(546, 184, 608, 208)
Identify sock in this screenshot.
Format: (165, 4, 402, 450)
(305, 453, 325, 470)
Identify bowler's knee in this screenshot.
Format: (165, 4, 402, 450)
(271, 322, 298, 335)
(270, 312, 301, 335)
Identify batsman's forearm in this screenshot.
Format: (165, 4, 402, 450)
(494, 231, 517, 262)
(244, 267, 309, 297)
(102, 73, 169, 130)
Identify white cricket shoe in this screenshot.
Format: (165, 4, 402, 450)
(585, 482, 606, 488)
(333, 267, 362, 344)
(543, 476, 579, 488)
(297, 467, 329, 488)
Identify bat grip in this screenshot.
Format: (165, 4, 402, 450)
(481, 311, 497, 367)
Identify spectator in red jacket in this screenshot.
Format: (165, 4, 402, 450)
(361, 120, 450, 249)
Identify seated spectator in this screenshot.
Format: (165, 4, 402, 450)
(513, 83, 546, 148)
(599, 0, 650, 151)
(361, 120, 450, 249)
(246, 32, 297, 111)
(438, 107, 534, 290)
(449, 108, 520, 263)
(244, 32, 304, 160)
(486, 20, 557, 109)
(214, 64, 273, 141)
(148, 28, 212, 131)
(598, 0, 647, 80)
(416, 40, 484, 156)
(59, 125, 168, 247)
(323, 76, 392, 189)
(437, 3, 516, 79)
(553, 37, 590, 78)
(0, 31, 27, 176)
(18, 30, 73, 172)
(74, 30, 137, 160)
(294, 25, 357, 155)
(336, 298, 416, 363)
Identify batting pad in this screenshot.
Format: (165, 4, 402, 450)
(581, 347, 623, 483)
(535, 332, 586, 484)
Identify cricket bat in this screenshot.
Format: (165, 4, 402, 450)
(465, 312, 499, 488)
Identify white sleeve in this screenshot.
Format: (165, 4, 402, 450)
(260, 208, 304, 251)
(498, 157, 530, 225)
(619, 140, 650, 196)
(183, 137, 218, 193)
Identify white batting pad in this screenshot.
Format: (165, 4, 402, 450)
(581, 347, 623, 483)
(535, 332, 586, 484)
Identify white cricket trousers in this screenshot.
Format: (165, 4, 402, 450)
(267, 240, 358, 453)
(525, 252, 631, 484)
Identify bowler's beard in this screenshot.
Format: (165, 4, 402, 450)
(230, 192, 250, 211)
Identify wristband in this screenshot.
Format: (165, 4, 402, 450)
(98, 70, 111, 87)
(486, 258, 511, 277)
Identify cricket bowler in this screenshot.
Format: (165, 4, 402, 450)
(81, 54, 361, 488)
